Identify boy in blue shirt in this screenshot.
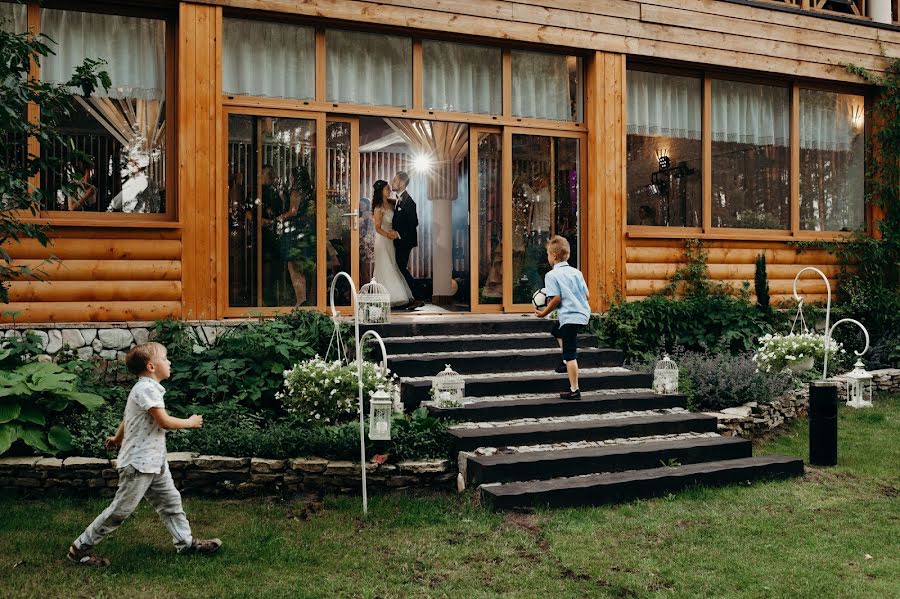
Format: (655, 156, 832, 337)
(534, 236, 591, 400)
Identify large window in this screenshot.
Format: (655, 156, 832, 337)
(39, 8, 167, 213)
(512, 51, 582, 122)
(326, 30, 412, 107)
(627, 67, 862, 236)
(223, 19, 315, 100)
(626, 70, 702, 227)
(423, 40, 501, 115)
(0, 2, 28, 183)
(800, 89, 865, 231)
(711, 79, 790, 230)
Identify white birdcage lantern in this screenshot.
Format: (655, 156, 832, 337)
(358, 279, 391, 324)
(653, 354, 679, 395)
(432, 364, 465, 407)
(845, 359, 873, 408)
(368, 384, 393, 440)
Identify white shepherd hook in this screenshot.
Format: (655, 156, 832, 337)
(329, 271, 388, 516)
(792, 267, 869, 380)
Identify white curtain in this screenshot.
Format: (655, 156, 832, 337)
(327, 30, 411, 107)
(800, 89, 864, 151)
(0, 2, 27, 33)
(223, 18, 315, 100)
(627, 70, 701, 140)
(712, 79, 789, 147)
(423, 40, 501, 115)
(40, 9, 165, 100)
(512, 51, 573, 121)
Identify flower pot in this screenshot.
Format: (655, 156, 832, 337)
(787, 356, 815, 372)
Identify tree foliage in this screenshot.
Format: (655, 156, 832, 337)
(0, 13, 110, 302)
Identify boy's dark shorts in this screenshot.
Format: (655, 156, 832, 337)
(551, 322, 583, 362)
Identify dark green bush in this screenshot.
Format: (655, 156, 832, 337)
(154, 310, 341, 416)
(595, 294, 771, 361)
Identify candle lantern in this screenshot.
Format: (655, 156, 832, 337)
(653, 354, 679, 395)
(368, 384, 393, 440)
(845, 359, 873, 408)
(358, 279, 391, 325)
(432, 364, 465, 407)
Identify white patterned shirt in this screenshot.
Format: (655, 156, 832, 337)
(117, 377, 168, 474)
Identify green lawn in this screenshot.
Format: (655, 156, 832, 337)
(2, 395, 898, 599)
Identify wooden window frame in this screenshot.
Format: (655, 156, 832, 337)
(220, 16, 587, 131)
(12, 1, 178, 228)
(625, 64, 871, 243)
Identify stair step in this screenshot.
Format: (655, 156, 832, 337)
(389, 347, 623, 377)
(429, 391, 686, 422)
(365, 316, 552, 338)
(465, 436, 752, 486)
(383, 332, 597, 354)
(401, 368, 652, 407)
(480, 455, 804, 510)
(449, 412, 717, 452)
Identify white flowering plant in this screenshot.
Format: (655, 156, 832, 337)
(752, 332, 844, 373)
(277, 356, 399, 425)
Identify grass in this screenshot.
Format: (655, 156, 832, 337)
(1, 395, 898, 599)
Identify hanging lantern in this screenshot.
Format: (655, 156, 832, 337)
(845, 359, 873, 408)
(432, 364, 465, 407)
(368, 384, 393, 440)
(358, 279, 391, 324)
(653, 354, 679, 395)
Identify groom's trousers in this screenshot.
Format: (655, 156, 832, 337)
(395, 243, 418, 300)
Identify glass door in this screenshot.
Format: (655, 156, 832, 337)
(324, 118, 359, 308)
(470, 128, 503, 311)
(226, 111, 319, 311)
(503, 129, 583, 311)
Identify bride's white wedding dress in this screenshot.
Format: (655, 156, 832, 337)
(374, 208, 414, 306)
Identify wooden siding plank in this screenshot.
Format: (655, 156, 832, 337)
(0, 302, 182, 324)
(2, 239, 181, 260)
(6, 260, 182, 281)
(7, 281, 182, 303)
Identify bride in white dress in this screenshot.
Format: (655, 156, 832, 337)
(371, 180, 414, 307)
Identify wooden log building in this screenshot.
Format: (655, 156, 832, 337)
(2, 0, 897, 323)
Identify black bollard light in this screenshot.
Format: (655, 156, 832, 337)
(808, 381, 838, 466)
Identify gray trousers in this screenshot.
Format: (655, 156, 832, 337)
(74, 463, 193, 552)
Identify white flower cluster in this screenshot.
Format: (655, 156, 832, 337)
(752, 332, 844, 373)
(277, 355, 399, 425)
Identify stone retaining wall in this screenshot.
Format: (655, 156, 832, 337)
(0, 321, 239, 365)
(706, 369, 900, 439)
(0, 453, 454, 497)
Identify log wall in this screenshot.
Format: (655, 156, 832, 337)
(2, 231, 183, 323)
(624, 239, 842, 305)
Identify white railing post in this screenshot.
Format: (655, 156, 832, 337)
(329, 271, 389, 516)
(792, 267, 831, 380)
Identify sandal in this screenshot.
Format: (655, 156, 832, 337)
(67, 543, 110, 567)
(181, 538, 222, 555)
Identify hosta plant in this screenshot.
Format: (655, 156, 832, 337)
(0, 350, 105, 455)
(753, 332, 844, 374)
(278, 356, 398, 425)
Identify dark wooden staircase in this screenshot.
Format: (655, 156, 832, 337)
(371, 315, 804, 510)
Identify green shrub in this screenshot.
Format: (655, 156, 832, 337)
(0, 341, 105, 456)
(153, 310, 341, 416)
(390, 408, 452, 461)
(595, 294, 771, 361)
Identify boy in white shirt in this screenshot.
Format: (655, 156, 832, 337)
(534, 236, 591, 400)
(68, 342, 222, 566)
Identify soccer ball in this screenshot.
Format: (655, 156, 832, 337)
(532, 288, 549, 310)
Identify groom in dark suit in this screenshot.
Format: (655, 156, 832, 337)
(390, 171, 424, 310)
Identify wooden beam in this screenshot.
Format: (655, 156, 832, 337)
(2, 238, 182, 260)
(6, 260, 182, 281)
(0, 301, 182, 324)
(7, 280, 182, 303)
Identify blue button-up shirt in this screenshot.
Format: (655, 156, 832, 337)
(544, 261, 590, 326)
